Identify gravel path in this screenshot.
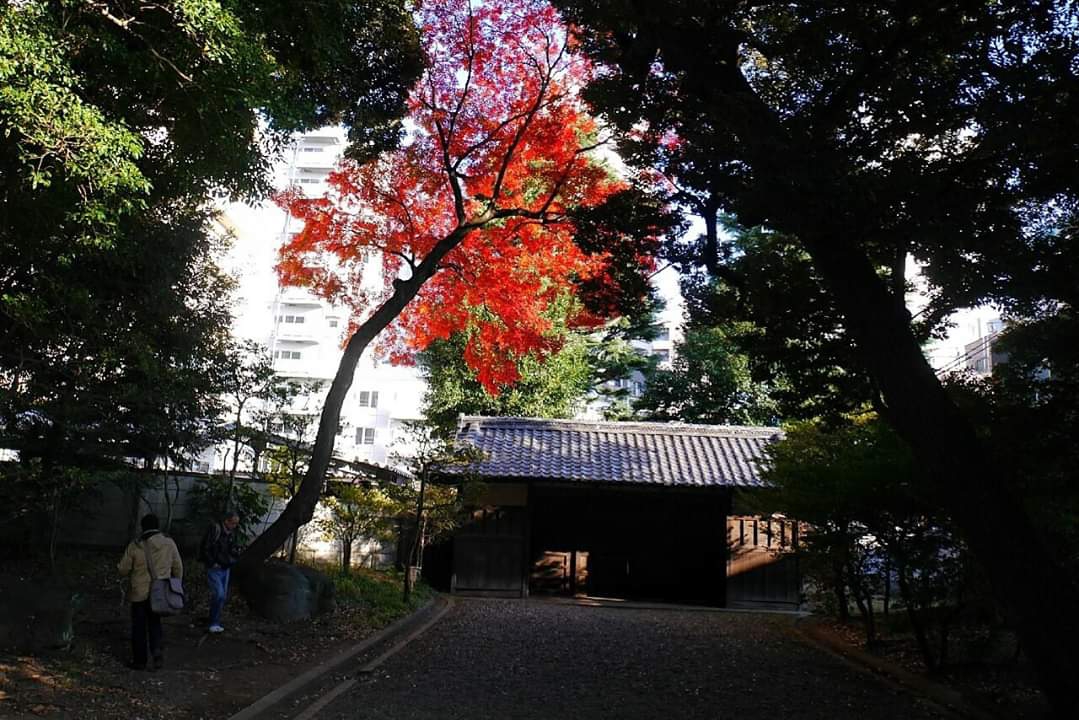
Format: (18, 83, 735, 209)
(316, 598, 947, 720)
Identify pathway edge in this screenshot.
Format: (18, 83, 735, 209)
(227, 596, 444, 720)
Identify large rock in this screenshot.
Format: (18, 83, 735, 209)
(0, 575, 81, 652)
(239, 561, 336, 622)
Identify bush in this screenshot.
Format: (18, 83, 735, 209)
(309, 562, 433, 625)
(187, 476, 270, 544)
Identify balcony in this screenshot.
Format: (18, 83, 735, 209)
(278, 287, 323, 306)
(294, 146, 339, 169)
(275, 324, 318, 343)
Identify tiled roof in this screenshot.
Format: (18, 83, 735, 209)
(448, 416, 782, 488)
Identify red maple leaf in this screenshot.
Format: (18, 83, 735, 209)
(275, 0, 637, 394)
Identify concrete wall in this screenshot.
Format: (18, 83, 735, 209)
(55, 471, 395, 569)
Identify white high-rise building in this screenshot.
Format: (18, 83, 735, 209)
(212, 129, 427, 470)
(578, 266, 685, 420)
(208, 128, 689, 467)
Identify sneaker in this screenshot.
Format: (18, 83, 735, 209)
(208, 624, 225, 634)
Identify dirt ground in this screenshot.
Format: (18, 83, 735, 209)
(0, 551, 413, 720)
(813, 618, 1050, 718)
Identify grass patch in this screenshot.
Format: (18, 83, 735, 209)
(306, 562, 435, 626)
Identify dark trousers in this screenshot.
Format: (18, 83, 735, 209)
(131, 599, 162, 667)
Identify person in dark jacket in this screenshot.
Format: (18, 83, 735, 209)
(199, 511, 240, 633)
(118, 514, 182, 670)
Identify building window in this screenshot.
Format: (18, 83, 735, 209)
(358, 390, 379, 408)
(277, 314, 305, 324)
(328, 318, 339, 328)
(652, 325, 670, 341)
(301, 147, 323, 153)
(356, 427, 375, 445)
(274, 350, 302, 360)
(653, 348, 671, 362)
(298, 178, 321, 185)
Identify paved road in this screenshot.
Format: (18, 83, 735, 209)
(316, 599, 947, 720)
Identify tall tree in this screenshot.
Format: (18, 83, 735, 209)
(420, 331, 593, 434)
(0, 0, 422, 234)
(556, 0, 1079, 709)
(680, 224, 878, 421)
(240, 0, 648, 571)
(634, 324, 777, 426)
(1, 1, 424, 489)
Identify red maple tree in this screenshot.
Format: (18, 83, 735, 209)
(241, 0, 645, 568)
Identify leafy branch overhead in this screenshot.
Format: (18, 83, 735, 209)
(0, 0, 423, 238)
(275, 0, 651, 393)
(244, 0, 658, 569)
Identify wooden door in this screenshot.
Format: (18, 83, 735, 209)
(453, 507, 527, 595)
(726, 516, 802, 608)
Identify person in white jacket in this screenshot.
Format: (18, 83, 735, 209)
(118, 514, 183, 670)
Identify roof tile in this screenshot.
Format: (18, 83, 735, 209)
(449, 416, 781, 488)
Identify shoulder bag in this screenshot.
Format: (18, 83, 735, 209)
(140, 540, 184, 615)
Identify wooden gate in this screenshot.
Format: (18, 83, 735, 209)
(452, 507, 527, 596)
(726, 516, 801, 609)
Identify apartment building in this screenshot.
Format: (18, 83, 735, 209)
(203, 126, 692, 473)
(204, 129, 426, 473)
(578, 267, 684, 420)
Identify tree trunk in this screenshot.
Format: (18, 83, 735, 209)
(48, 485, 61, 575)
(833, 579, 850, 622)
(882, 555, 891, 618)
(847, 557, 876, 645)
(341, 537, 353, 574)
(162, 458, 173, 532)
(237, 226, 470, 577)
(228, 402, 245, 501)
(795, 226, 1079, 709)
(404, 472, 429, 602)
(683, 50, 1079, 710)
(896, 568, 938, 673)
(830, 530, 851, 621)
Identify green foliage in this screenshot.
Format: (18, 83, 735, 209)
(248, 376, 326, 495)
(187, 476, 270, 544)
(556, 1, 1079, 702)
(419, 331, 593, 433)
(567, 186, 681, 326)
(0, 2, 423, 524)
(950, 307, 1079, 561)
(680, 225, 879, 420)
(419, 285, 670, 432)
(760, 415, 982, 670)
(0, 0, 422, 235)
(388, 422, 485, 578)
(635, 324, 778, 425)
(318, 482, 397, 573)
(1, 210, 236, 470)
(328, 566, 433, 625)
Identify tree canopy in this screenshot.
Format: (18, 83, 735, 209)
(243, 0, 656, 569)
(1, 0, 422, 236)
(555, 0, 1079, 710)
(0, 0, 424, 482)
(419, 330, 593, 433)
(634, 324, 777, 426)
